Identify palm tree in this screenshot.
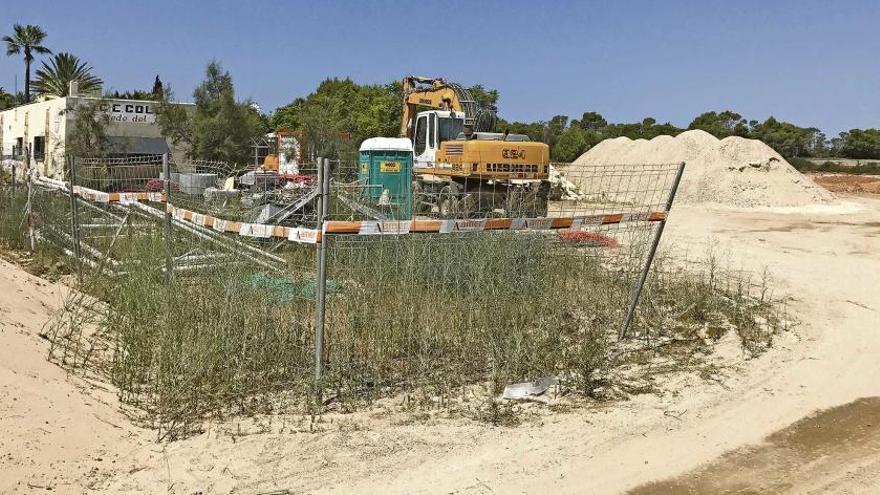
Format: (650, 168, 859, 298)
(3, 24, 51, 103)
(32, 52, 103, 97)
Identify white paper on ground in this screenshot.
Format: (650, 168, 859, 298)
(502, 376, 559, 401)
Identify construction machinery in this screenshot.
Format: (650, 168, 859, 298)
(398, 76, 550, 218)
(261, 130, 304, 175)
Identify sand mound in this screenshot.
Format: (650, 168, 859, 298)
(570, 130, 834, 208)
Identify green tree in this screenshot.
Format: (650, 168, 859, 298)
(578, 111, 608, 131)
(543, 115, 569, 147)
(270, 96, 305, 131)
(603, 117, 682, 140)
(688, 110, 749, 138)
(32, 52, 103, 97)
(835, 129, 880, 159)
(106, 76, 164, 101)
(65, 99, 113, 158)
(467, 84, 499, 109)
(3, 23, 50, 103)
(151, 75, 164, 99)
(271, 78, 400, 157)
(552, 126, 588, 162)
(155, 85, 193, 147)
(496, 118, 546, 142)
(157, 61, 264, 165)
(0, 87, 14, 110)
(749, 117, 824, 157)
(106, 89, 154, 100)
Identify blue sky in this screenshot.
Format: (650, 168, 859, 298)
(2, 0, 877, 135)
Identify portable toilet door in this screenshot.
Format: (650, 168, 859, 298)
(358, 138, 414, 220)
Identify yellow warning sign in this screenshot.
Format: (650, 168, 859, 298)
(380, 161, 401, 173)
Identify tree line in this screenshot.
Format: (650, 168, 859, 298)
(5, 21, 878, 164)
(538, 110, 880, 162)
(269, 79, 880, 162)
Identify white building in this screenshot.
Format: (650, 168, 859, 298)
(0, 89, 193, 179)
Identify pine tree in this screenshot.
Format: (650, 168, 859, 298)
(151, 75, 163, 99)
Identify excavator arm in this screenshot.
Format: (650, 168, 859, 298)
(399, 76, 483, 138)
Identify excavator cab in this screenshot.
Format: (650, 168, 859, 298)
(411, 110, 464, 170)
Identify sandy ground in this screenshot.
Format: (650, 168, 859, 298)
(629, 397, 880, 494)
(0, 262, 149, 493)
(2, 194, 879, 494)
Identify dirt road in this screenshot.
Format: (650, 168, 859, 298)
(630, 397, 880, 494)
(2, 195, 879, 493)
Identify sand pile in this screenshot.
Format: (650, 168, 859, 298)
(570, 129, 834, 208)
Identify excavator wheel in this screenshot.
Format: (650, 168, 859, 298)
(438, 185, 460, 219)
(535, 181, 551, 217)
(412, 181, 431, 216)
(503, 182, 550, 218)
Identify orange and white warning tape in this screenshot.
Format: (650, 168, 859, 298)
(166, 205, 320, 244)
(44, 174, 667, 244)
(323, 211, 667, 236)
(166, 206, 664, 244)
(34, 176, 168, 204)
(71, 185, 166, 204)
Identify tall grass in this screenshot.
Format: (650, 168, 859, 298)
(0, 184, 74, 276)
(322, 232, 628, 406)
(69, 224, 318, 439)
(104, 246, 316, 438)
(0, 185, 788, 439)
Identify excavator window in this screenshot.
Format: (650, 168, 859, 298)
(438, 117, 464, 144)
(429, 113, 436, 149)
(414, 115, 427, 155)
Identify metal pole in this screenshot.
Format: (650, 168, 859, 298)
(313, 157, 330, 394)
(620, 162, 686, 340)
(68, 156, 83, 278)
(26, 144, 35, 252)
(163, 153, 173, 282)
(8, 142, 16, 196)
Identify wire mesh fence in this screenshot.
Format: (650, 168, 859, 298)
(315, 160, 684, 403)
(25, 154, 323, 438)
(6, 152, 766, 437)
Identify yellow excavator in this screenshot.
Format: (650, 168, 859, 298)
(399, 76, 550, 217)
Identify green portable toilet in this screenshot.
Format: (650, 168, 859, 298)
(358, 137, 414, 220)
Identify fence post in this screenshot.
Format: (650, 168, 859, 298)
(163, 153, 173, 283)
(619, 162, 686, 340)
(68, 156, 83, 278)
(313, 157, 330, 397)
(26, 144, 35, 252)
(10, 148, 16, 194)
